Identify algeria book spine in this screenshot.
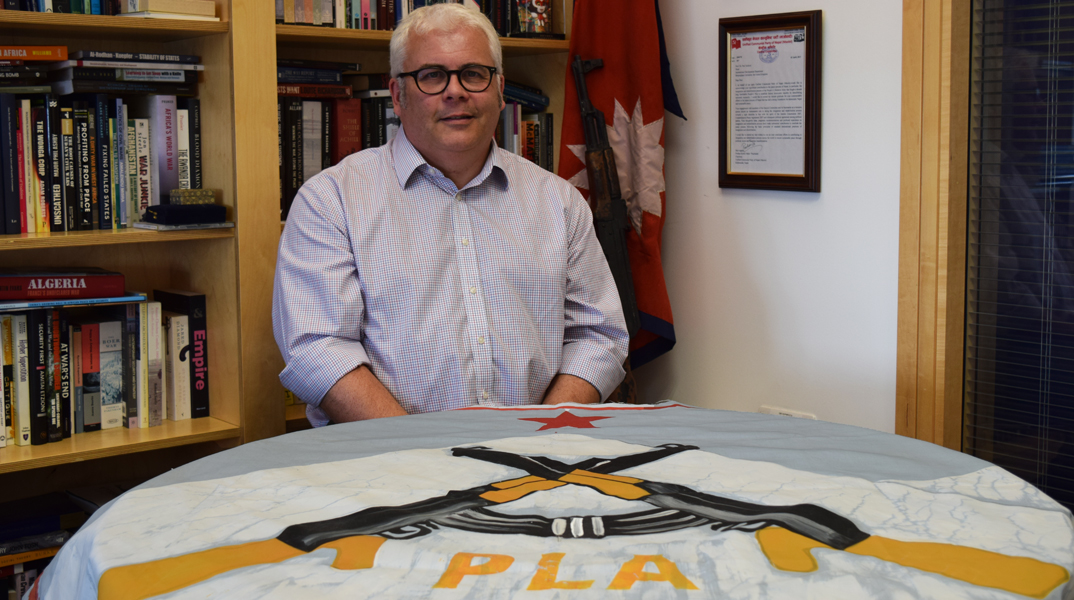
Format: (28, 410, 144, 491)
(0, 272, 125, 300)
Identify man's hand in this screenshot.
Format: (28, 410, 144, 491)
(320, 365, 409, 423)
(542, 374, 600, 405)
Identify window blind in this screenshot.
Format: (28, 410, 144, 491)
(966, 0, 1074, 511)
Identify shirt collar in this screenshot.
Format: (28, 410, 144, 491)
(391, 126, 508, 193)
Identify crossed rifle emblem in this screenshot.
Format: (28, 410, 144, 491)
(95, 444, 1069, 600)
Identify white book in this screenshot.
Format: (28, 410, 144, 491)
(127, 118, 139, 225)
(115, 11, 221, 20)
(49, 60, 205, 72)
(146, 301, 163, 427)
(164, 311, 190, 421)
(134, 118, 153, 220)
(334, 0, 344, 28)
(1, 315, 11, 446)
(11, 314, 31, 445)
(176, 109, 190, 190)
(136, 303, 149, 428)
(99, 321, 123, 430)
(124, 0, 216, 17)
(116, 101, 129, 227)
(131, 96, 177, 206)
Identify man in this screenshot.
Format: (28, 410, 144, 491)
(272, 3, 628, 426)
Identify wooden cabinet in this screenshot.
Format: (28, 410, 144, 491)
(0, 0, 571, 495)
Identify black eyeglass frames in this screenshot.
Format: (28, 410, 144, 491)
(397, 65, 498, 95)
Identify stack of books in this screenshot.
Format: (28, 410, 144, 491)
(0, 269, 211, 447)
(499, 80, 554, 171)
(2, 0, 218, 19)
(0, 46, 66, 96)
(0, 48, 205, 234)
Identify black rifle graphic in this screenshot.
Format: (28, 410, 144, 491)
(573, 55, 640, 337)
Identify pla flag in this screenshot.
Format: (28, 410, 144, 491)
(558, 0, 685, 368)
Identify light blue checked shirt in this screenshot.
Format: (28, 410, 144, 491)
(273, 127, 628, 426)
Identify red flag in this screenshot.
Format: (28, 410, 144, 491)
(558, 0, 677, 368)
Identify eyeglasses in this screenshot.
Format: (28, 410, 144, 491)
(397, 64, 498, 95)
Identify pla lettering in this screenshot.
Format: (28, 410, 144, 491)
(433, 552, 698, 591)
(192, 330, 206, 390)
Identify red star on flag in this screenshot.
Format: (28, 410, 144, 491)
(520, 411, 611, 431)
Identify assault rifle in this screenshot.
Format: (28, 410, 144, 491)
(572, 55, 640, 337)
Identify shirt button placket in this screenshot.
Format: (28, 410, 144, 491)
(453, 190, 493, 406)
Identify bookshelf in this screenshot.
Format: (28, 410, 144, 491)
(0, 0, 574, 490)
(0, 0, 281, 494)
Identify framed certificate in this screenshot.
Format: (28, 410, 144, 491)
(719, 11, 822, 192)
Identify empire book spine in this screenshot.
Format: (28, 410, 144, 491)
(153, 290, 207, 418)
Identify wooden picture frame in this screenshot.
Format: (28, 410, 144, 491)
(718, 10, 822, 192)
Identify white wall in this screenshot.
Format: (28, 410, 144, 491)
(636, 0, 903, 433)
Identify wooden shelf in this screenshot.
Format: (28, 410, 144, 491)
(0, 11, 228, 40)
(285, 404, 306, 422)
(0, 228, 235, 251)
(0, 417, 239, 474)
(276, 24, 568, 56)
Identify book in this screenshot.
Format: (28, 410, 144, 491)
(277, 66, 342, 84)
(59, 103, 76, 229)
(121, 0, 215, 16)
(301, 100, 322, 182)
(163, 310, 189, 420)
(52, 79, 197, 97)
(58, 310, 71, 437)
(176, 108, 189, 189)
(0, 530, 69, 557)
(116, 10, 220, 19)
(0, 318, 5, 447)
(93, 95, 113, 229)
(281, 96, 302, 219)
(132, 221, 233, 231)
(98, 318, 123, 429)
(153, 289, 207, 417)
(178, 98, 200, 189)
(146, 301, 163, 425)
(72, 100, 92, 229)
(45, 95, 65, 231)
(70, 324, 82, 434)
(79, 321, 100, 432)
(0, 294, 147, 314)
(276, 59, 360, 72)
(330, 97, 362, 165)
(50, 67, 198, 84)
(69, 50, 201, 65)
(1, 315, 12, 446)
(276, 83, 352, 98)
(27, 310, 48, 445)
(9, 313, 30, 445)
(133, 117, 151, 218)
(131, 95, 178, 206)
(0, 268, 125, 301)
(1, 94, 19, 234)
(353, 88, 390, 99)
(0, 546, 60, 569)
(47, 309, 61, 443)
(0, 47, 68, 62)
(49, 60, 205, 72)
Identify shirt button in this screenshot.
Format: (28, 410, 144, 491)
(482, 391, 490, 400)
(462, 238, 469, 246)
(455, 193, 463, 202)
(469, 286, 477, 294)
(478, 336, 485, 345)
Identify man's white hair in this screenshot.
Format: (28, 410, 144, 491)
(389, 3, 503, 79)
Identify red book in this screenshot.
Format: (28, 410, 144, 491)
(0, 268, 125, 301)
(0, 47, 68, 62)
(276, 83, 352, 99)
(330, 98, 362, 165)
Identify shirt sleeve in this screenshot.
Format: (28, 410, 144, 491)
(272, 167, 371, 410)
(557, 183, 630, 399)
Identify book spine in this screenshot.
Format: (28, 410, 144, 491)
(0, 531, 69, 557)
(0, 47, 68, 61)
(282, 97, 302, 220)
(47, 309, 61, 442)
(85, 100, 99, 229)
(46, 96, 64, 231)
(54, 79, 196, 97)
(136, 302, 147, 428)
(97, 319, 123, 430)
(360, 97, 373, 150)
(330, 98, 361, 165)
(72, 102, 92, 229)
(176, 108, 190, 190)
(151, 96, 177, 204)
(10, 314, 29, 445)
(80, 322, 100, 432)
(301, 100, 320, 183)
(1, 315, 12, 445)
(276, 67, 342, 84)
(31, 99, 48, 233)
(27, 310, 48, 445)
(183, 98, 201, 189)
(165, 313, 190, 420)
(376, 0, 386, 30)
(71, 325, 82, 434)
(147, 301, 162, 426)
(319, 101, 330, 171)
(134, 118, 151, 219)
(126, 117, 137, 221)
(94, 95, 113, 229)
(276, 83, 352, 98)
(118, 307, 136, 429)
(69, 50, 199, 64)
(58, 311, 70, 437)
(59, 105, 76, 230)
(374, 97, 386, 146)
(116, 100, 128, 227)
(0, 94, 18, 235)
(18, 101, 29, 233)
